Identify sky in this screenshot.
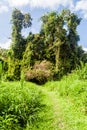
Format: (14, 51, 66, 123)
(0, 0, 87, 50)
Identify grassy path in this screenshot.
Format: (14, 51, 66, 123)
(46, 91, 65, 130)
(1, 81, 87, 130)
(40, 87, 66, 130)
(39, 85, 87, 130)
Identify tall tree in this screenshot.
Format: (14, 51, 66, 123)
(60, 10, 82, 71)
(24, 33, 45, 67)
(41, 11, 66, 72)
(11, 8, 32, 59)
(41, 9, 82, 74)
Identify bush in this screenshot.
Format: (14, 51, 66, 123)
(0, 82, 45, 129)
(25, 60, 53, 84)
(7, 59, 21, 81)
(77, 62, 87, 80)
(6, 74, 15, 81)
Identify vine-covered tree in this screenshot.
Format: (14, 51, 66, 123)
(41, 9, 82, 75)
(60, 10, 82, 72)
(24, 32, 46, 67)
(41, 11, 66, 72)
(11, 8, 32, 59)
(6, 8, 86, 82)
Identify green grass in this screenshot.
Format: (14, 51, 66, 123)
(44, 71, 87, 130)
(0, 82, 47, 129)
(0, 70, 87, 130)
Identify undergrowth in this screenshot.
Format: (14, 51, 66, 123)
(0, 82, 45, 130)
(0, 64, 87, 130)
(44, 66, 87, 130)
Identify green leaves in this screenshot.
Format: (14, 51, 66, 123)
(23, 13, 32, 28)
(0, 61, 3, 82)
(0, 82, 45, 129)
(11, 9, 32, 60)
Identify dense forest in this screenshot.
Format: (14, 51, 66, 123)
(0, 9, 87, 84)
(0, 8, 87, 84)
(0, 8, 87, 130)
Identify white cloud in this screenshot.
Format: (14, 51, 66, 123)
(0, 2, 8, 13)
(75, 0, 87, 19)
(2, 0, 87, 20)
(0, 39, 11, 49)
(6, 0, 29, 7)
(29, 0, 74, 9)
(83, 48, 87, 52)
(6, 0, 74, 9)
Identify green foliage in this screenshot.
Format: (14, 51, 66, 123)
(22, 42, 32, 69)
(40, 9, 82, 75)
(25, 60, 53, 84)
(0, 58, 8, 81)
(0, 82, 45, 129)
(20, 71, 25, 88)
(7, 59, 21, 81)
(11, 9, 32, 33)
(13, 61, 21, 80)
(0, 61, 3, 82)
(41, 11, 66, 72)
(11, 8, 32, 60)
(2, 8, 87, 84)
(77, 62, 87, 80)
(44, 69, 87, 130)
(0, 48, 8, 59)
(0, 60, 7, 82)
(0, 66, 87, 129)
(24, 33, 46, 67)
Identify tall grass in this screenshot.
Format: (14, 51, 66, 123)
(44, 65, 87, 130)
(0, 63, 87, 130)
(0, 82, 45, 130)
(20, 71, 25, 88)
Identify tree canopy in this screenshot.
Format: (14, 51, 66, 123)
(1, 8, 87, 83)
(11, 8, 32, 59)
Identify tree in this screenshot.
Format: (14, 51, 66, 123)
(22, 42, 33, 69)
(11, 8, 32, 59)
(7, 9, 32, 80)
(60, 10, 82, 71)
(41, 9, 83, 76)
(41, 11, 66, 72)
(24, 32, 46, 67)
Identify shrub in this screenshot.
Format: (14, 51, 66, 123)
(77, 62, 87, 80)
(25, 60, 53, 84)
(0, 82, 45, 129)
(7, 59, 21, 81)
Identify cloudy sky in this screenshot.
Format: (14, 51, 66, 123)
(0, 0, 87, 50)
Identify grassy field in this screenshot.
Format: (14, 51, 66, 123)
(0, 71, 87, 130)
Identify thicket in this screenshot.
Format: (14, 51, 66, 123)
(0, 61, 87, 129)
(25, 60, 53, 84)
(1, 9, 87, 84)
(0, 82, 45, 129)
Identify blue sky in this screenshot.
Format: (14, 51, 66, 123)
(0, 0, 87, 50)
